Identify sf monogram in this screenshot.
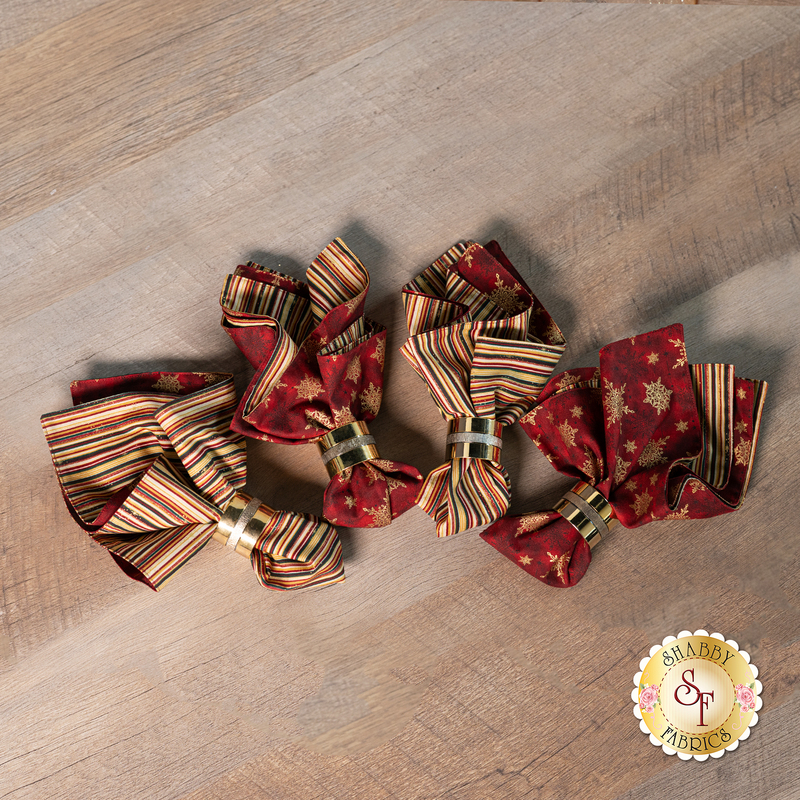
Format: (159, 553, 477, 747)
(674, 668, 714, 726)
(634, 632, 761, 759)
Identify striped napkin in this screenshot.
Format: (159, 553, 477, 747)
(42, 372, 344, 590)
(401, 240, 566, 537)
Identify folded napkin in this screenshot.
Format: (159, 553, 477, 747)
(219, 238, 422, 528)
(41, 372, 344, 590)
(400, 240, 566, 536)
(480, 324, 767, 586)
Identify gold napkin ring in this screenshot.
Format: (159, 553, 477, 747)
(446, 418, 503, 461)
(317, 420, 379, 478)
(553, 481, 618, 549)
(212, 492, 275, 556)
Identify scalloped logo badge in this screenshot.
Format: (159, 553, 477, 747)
(632, 630, 761, 761)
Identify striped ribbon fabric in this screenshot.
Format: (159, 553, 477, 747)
(480, 324, 768, 587)
(400, 240, 566, 537)
(219, 238, 422, 528)
(41, 372, 344, 591)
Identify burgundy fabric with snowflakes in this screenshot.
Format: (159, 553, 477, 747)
(480, 324, 768, 587)
(220, 239, 422, 528)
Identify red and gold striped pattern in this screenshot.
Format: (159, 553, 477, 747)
(218, 239, 424, 529)
(686, 363, 734, 490)
(401, 241, 566, 537)
(220, 272, 314, 336)
(42, 373, 344, 591)
(415, 457, 512, 538)
(675, 362, 768, 509)
(220, 238, 373, 421)
(307, 238, 369, 319)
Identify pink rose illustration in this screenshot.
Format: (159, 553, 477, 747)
(736, 684, 756, 712)
(639, 684, 660, 714)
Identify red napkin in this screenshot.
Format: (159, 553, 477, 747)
(481, 324, 767, 586)
(220, 238, 422, 527)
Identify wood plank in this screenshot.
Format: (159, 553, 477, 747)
(1, 2, 799, 799)
(0, 0, 107, 52)
(0, 0, 441, 230)
(468, 1, 800, 6)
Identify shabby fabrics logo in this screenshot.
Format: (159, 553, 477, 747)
(632, 630, 761, 761)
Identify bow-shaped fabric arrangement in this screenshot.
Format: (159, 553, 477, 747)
(41, 372, 344, 590)
(480, 324, 767, 586)
(219, 238, 422, 528)
(400, 240, 567, 537)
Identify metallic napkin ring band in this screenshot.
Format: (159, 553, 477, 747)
(445, 417, 503, 461)
(212, 492, 275, 556)
(317, 420, 379, 478)
(553, 480, 618, 550)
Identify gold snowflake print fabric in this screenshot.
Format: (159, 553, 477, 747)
(637, 436, 670, 469)
(364, 498, 391, 527)
(359, 382, 382, 415)
(541, 551, 569, 582)
(558, 373, 581, 391)
(632, 491, 653, 517)
(558, 419, 578, 448)
(345, 357, 362, 383)
(544, 320, 566, 345)
(344, 292, 364, 315)
(734, 438, 752, 466)
(296, 376, 324, 402)
(152, 374, 183, 394)
(332, 406, 356, 428)
(192, 371, 227, 386)
(614, 455, 631, 486)
(581, 446, 602, 484)
(301, 335, 328, 357)
(603, 379, 633, 425)
(305, 408, 333, 430)
(643, 377, 673, 414)
(516, 512, 551, 536)
(371, 337, 385, 367)
(669, 337, 687, 368)
(488, 272, 526, 314)
(665, 504, 690, 520)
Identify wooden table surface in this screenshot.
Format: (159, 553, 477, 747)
(2, 2, 799, 798)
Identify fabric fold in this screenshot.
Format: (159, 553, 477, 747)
(42, 372, 344, 590)
(220, 238, 422, 528)
(400, 240, 566, 536)
(480, 324, 767, 586)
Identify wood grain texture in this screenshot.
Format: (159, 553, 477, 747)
(471, 1, 800, 6)
(1, 2, 799, 799)
(0, 0, 441, 230)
